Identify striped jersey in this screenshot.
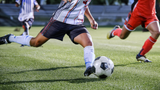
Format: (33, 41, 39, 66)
(16, 0, 39, 21)
(52, 0, 91, 25)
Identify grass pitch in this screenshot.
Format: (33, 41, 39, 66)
(0, 26, 160, 90)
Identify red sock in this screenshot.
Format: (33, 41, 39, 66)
(113, 28, 122, 37)
(139, 36, 157, 56)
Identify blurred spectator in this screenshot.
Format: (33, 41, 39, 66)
(156, 0, 160, 19)
(105, 0, 134, 5)
(40, 0, 46, 5)
(128, 0, 134, 5)
(46, 0, 60, 4)
(0, 0, 133, 5)
(3, 0, 14, 3)
(106, 0, 116, 5)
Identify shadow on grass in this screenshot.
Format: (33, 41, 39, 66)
(1, 62, 147, 85)
(0, 78, 103, 85)
(114, 62, 146, 67)
(8, 65, 85, 74)
(7, 62, 144, 76)
(0, 65, 106, 85)
(9, 62, 143, 74)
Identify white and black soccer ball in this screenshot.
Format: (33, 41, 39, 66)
(92, 56, 114, 79)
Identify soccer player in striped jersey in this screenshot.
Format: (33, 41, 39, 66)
(0, 0, 98, 76)
(107, 0, 160, 62)
(15, 0, 40, 35)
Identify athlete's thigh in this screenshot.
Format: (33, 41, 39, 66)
(74, 33, 92, 47)
(121, 11, 142, 39)
(40, 19, 67, 41)
(145, 16, 160, 39)
(124, 11, 142, 31)
(147, 22, 160, 39)
(31, 19, 67, 46)
(145, 15, 159, 32)
(67, 25, 92, 47)
(146, 21, 159, 33)
(67, 25, 89, 45)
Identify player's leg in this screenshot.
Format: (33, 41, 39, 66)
(21, 21, 30, 47)
(74, 33, 95, 76)
(20, 19, 34, 47)
(147, 21, 160, 39)
(0, 32, 49, 47)
(107, 12, 133, 39)
(136, 21, 160, 62)
(107, 25, 132, 39)
(119, 26, 132, 39)
(0, 33, 32, 46)
(74, 33, 93, 47)
(22, 19, 34, 35)
(30, 33, 49, 47)
(0, 18, 51, 47)
(22, 21, 30, 35)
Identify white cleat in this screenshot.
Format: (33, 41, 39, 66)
(136, 55, 152, 62)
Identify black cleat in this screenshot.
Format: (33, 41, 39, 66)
(21, 44, 24, 47)
(84, 66, 94, 76)
(0, 34, 13, 45)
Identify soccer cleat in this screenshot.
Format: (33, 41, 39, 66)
(0, 34, 13, 45)
(107, 25, 120, 39)
(84, 66, 94, 76)
(21, 44, 24, 47)
(136, 55, 152, 62)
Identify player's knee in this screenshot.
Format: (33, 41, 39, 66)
(152, 31, 160, 39)
(87, 41, 93, 46)
(156, 31, 160, 36)
(33, 41, 42, 47)
(81, 41, 93, 48)
(119, 35, 127, 39)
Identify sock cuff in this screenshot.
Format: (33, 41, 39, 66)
(149, 36, 157, 43)
(113, 28, 122, 37)
(84, 46, 94, 53)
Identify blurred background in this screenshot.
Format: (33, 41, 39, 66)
(0, 0, 160, 27)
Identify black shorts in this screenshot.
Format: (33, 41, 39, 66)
(40, 18, 89, 44)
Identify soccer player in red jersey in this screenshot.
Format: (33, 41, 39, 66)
(107, 0, 160, 62)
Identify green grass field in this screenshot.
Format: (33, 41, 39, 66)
(0, 26, 160, 90)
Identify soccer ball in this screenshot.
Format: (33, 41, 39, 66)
(92, 56, 114, 79)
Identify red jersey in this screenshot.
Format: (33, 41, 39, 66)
(133, 0, 156, 17)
